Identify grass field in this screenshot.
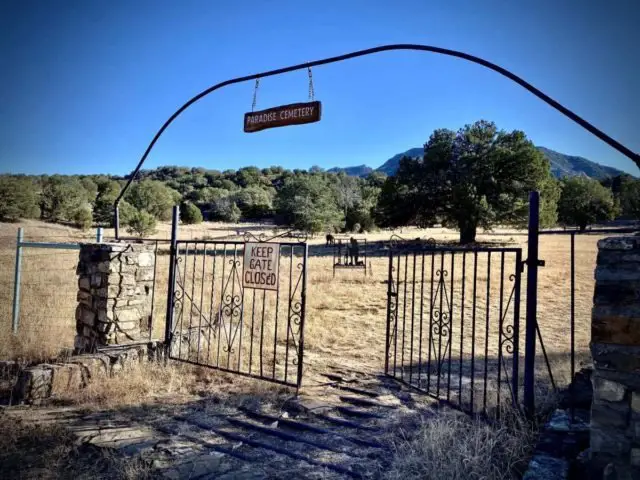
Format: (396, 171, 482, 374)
(0, 219, 610, 479)
(0, 219, 603, 392)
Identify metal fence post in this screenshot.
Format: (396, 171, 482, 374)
(524, 191, 540, 418)
(96, 227, 104, 243)
(164, 206, 180, 359)
(12, 228, 24, 334)
(114, 204, 120, 240)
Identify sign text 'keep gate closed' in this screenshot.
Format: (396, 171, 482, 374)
(243, 243, 280, 290)
(244, 101, 321, 133)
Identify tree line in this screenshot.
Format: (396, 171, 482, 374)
(1, 120, 638, 243)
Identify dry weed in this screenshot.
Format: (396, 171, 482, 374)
(384, 409, 535, 480)
(0, 413, 151, 479)
(54, 361, 293, 409)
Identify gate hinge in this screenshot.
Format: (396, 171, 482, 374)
(521, 258, 545, 272)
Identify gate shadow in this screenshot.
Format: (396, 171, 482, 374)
(385, 348, 589, 417)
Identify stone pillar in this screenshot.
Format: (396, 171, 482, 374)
(590, 236, 640, 477)
(74, 243, 155, 352)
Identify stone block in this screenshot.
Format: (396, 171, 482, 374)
(593, 314, 640, 346)
(97, 284, 121, 298)
(13, 366, 52, 404)
(77, 307, 96, 327)
(74, 335, 94, 352)
(69, 354, 111, 379)
(597, 251, 640, 264)
(592, 403, 630, 429)
(596, 266, 640, 283)
(119, 263, 137, 274)
(124, 254, 137, 265)
(96, 320, 113, 334)
(632, 392, 640, 414)
(594, 283, 640, 306)
(97, 309, 115, 323)
(78, 276, 91, 291)
(136, 267, 154, 281)
(121, 274, 136, 286)
(115, 307, 142, 323)
(591, 426, 631, 455)
(591, 344, 640, 376)
(522, 454, 569, 480)
(91, 273, 103, 288)
(593, 377, 628, 402)
(138, 252, 154, 267)
(117, 320, 139, 332)
(127, 297, 145, 306)
(114, 329, 140, 343)
(598, 237, 640, 251)
(94, 298, 116, 311)
(48, 363, 83, 396)
(77, 290, 92, 307)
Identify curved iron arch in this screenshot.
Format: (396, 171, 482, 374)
(114, 43, 639, 238)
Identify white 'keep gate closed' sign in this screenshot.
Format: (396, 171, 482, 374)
(242, 243, 280, 290)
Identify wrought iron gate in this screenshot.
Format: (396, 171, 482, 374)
(385, 245, 522, 416)
(166, 231, 308, 388)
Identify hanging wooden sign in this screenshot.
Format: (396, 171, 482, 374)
(244, 101, 322, 133)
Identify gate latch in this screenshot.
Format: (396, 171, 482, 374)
(521, 258, 545, 272)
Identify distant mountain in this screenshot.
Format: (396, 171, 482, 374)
(347, 146, 627, 180)
(535, 147, 625, 180)
(375, 148, 423, 176)
(327, 165, 373, 177)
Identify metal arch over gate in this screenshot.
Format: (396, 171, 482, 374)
(385, 242, 523, 417)
(113, 43, 639, 240)
(165, 209, 309, 388)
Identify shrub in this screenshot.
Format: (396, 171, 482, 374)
(125, 210, 157, 238)
(72, 206, 93, 230)
(0, 176, 41, 221)
(180, 202, 203, 225)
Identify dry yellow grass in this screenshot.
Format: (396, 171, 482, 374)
(383, 409, 535, 480)
(0, 413, 152, 479)
(4, 219, 607, 478)
(0, 220, 610, 397)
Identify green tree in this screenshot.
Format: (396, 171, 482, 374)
(231, 186, 274, 219)
(72, 205, 93, 230)
(209, 197, 241, 222)
(125, 180, 180, 221)
(558, 177, 616, 230)
(378, 121, 558, 243)
(0, 176, 40, 221)
(620, 177, 640, 219)
(125, 210, 157, 237)
(180, 202, 203, 224)
(275, 175, 343, 233)
(93, 180, 121, 225)
(333, 174, 361, 226)
(40, 176, 89, 222)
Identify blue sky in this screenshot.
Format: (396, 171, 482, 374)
(1, 0, 638, 176)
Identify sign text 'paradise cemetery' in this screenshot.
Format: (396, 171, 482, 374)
(244, 101, 321, 133)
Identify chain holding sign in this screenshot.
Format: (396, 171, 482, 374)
(244, 67, 320, 133)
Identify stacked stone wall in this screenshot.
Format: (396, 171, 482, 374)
(591, 236, 640, 477)
(75, 243, 155, 352)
